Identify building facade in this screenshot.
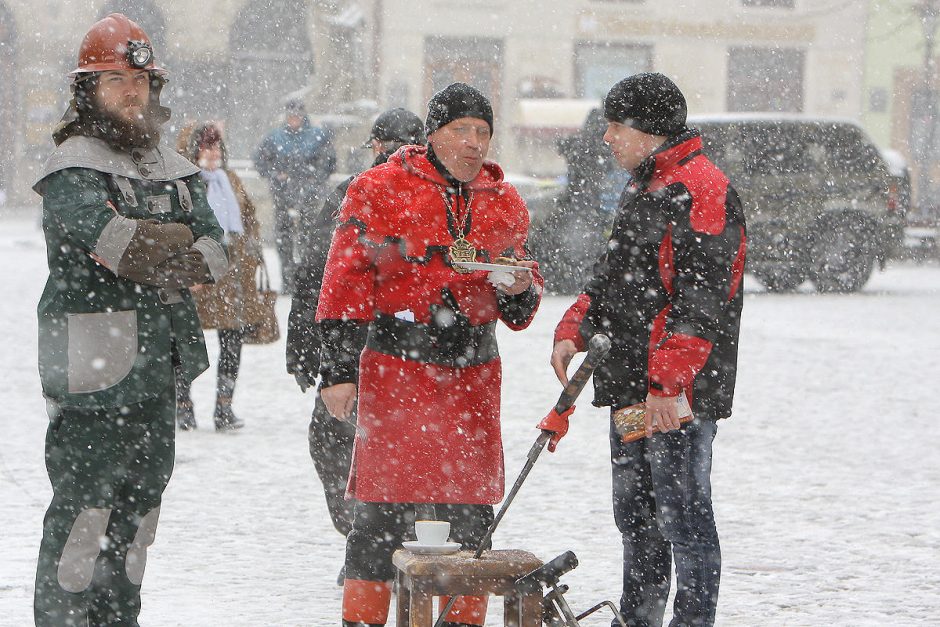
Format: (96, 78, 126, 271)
(369, 0, 869, 175)
(1, 0, 870, 206)
(863, 0, 938, 220)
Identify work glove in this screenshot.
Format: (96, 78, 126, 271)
(118, 219, 194, 275)
(121, 249, 212, 289)
(286, 296, 321, 392)
(537, 405, 576, 453)
(293, 371, 314, 393)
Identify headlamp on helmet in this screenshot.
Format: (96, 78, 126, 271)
(127, 40, 153, 69)
(69, 14, 166, 78)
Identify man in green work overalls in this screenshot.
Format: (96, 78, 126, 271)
(32, 13, 228, 626)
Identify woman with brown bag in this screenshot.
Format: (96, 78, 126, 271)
(175, 122, 270, 431)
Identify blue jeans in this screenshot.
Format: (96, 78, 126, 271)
(610, 415, 720, 627)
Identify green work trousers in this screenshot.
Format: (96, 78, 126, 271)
(34, 388, 176, 627)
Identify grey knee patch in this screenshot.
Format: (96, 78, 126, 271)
(57, 508, 111, 593)
(125, 507, 160, 586)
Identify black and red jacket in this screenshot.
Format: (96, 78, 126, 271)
(554, 130, 746, 418)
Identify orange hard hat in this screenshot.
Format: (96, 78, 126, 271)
(69, 13, 165, 78)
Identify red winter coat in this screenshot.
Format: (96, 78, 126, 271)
(316, 146, 543, 504)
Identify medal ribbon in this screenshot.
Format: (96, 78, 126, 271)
(437, 184, 478, 271)
(437, 184, 474, 239)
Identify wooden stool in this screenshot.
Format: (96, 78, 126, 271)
(393, 549, 543, 627)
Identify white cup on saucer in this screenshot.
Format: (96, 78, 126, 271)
(414, 520, 450, 546)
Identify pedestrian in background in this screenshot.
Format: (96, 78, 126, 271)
(176, 122, 269, 432)
(253, 99, 336, 294)
(287, 108, 426, 579)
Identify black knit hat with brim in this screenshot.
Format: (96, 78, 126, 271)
(604, 73, 687, 137)
(425, 82, 494, 136)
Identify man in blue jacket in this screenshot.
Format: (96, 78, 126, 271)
(253, 99, 336, 294)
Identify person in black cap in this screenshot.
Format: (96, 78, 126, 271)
(253, 99, 336, 294)
(362, 106, 426, 148)
(549, 73, 747, 627)
(285, 108, 426, 583)
(316, 84, 542, 627)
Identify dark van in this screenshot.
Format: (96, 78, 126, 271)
(690, 114, 906, 292)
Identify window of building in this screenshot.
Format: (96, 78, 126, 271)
(424, 36, 504, 108)
(727, 46, 804, 112)
(574, 42, 652, 100)
(869, 87, 888, 113)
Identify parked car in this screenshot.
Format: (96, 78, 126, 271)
(691, 114, 906, 292)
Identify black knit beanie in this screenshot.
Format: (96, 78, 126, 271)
(425, 83, 494, 136)
(604, 73, 687, 137)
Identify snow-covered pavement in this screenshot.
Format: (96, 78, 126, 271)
(1, 217, 938, 626)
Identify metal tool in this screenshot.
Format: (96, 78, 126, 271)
(432, 334, 611, 627)
(516, 551, 626, 627)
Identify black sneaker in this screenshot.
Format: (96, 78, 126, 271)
(214, 405, 245, 432)
(177, 401, 197, 431)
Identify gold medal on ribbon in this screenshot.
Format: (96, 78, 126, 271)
(449, 237, 477, 273)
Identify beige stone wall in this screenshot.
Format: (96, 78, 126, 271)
(1, 0, 870, 204)
(372, 0, 869, 174)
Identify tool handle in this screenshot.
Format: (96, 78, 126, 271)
(515, 550, 579, 592)
(435, 336, 609, 627)
(553, 334, 610, 414)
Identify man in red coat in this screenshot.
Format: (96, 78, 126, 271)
(317, 83, 542, 627)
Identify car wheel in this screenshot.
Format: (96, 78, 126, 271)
(811, 217, 875, 293)
(757, 269, 806, 292)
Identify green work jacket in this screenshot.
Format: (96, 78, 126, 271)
(34, 136, 225, 410)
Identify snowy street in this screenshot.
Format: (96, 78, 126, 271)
(1, 217, 939, 626)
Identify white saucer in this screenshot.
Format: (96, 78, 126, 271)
(402, 541, 462, 555)
(453, 261, 533, 273)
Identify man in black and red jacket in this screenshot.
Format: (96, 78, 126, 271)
(548, 73, 746, 627)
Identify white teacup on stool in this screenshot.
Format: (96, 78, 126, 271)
(414, 520, 450, 546)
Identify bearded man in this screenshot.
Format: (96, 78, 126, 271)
(32, 14, 227, 626)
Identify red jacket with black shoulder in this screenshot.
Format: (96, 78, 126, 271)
(316, 145, 542, 386)
(313, 146, 542, 503)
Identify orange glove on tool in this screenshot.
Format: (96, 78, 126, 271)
(538, 406, 576, 453)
